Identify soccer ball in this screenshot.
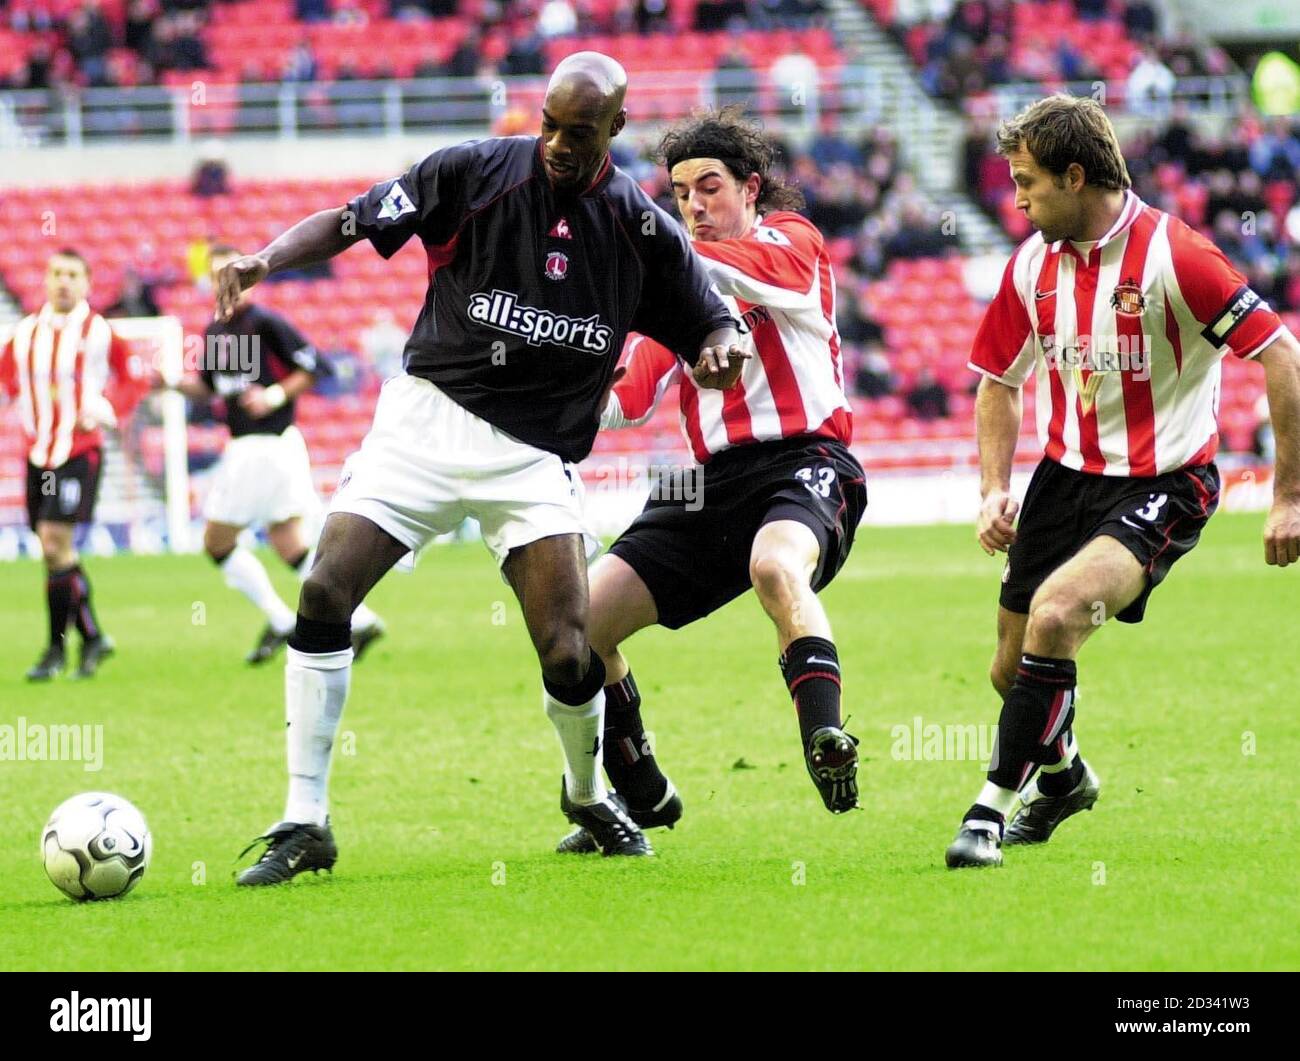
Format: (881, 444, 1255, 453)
(41, 792, 152, 901)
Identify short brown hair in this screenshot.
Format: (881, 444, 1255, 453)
(658, 105, 805, 213)
(51, 247, 90, 275)
(208, 243, 241, 259)
(995, 94, 1130, 191)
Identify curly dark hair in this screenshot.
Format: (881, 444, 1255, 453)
(657, 105, 805, 213)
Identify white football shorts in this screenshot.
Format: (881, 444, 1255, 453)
(203, 424, 320, 527)
(329, 373, 596, 566)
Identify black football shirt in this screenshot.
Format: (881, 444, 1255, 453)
(201, 303, 319, 436)
(346, 135, 735, 462)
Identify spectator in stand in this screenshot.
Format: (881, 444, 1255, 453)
(1126, 47, 1177, 119)
(283, 37, 319, 82)
(296, 0, 330, 22)
(360, 309, 410, 382)
(1124, 0, 1159, 41)
(811, 114, 865, 169)
(1253, 394, 1276, 464)
(172, 12, 209, 72)
(124, 0, 159, 55)
(694, 0, 749, 31)
(442, 30, 482, 77)
(191, 152, 230, 198)
(855, 348, 895, 399)
(1249, 118, 1300, 183)
(907, 368, 950, 421)
(1073, 0, 1107, 21)
(500, 31, 545, 76)
(537, 0, 577, 37)
(67, 2, 114, 86)
(635, 0, 670, 33)
(714, 42, 758, 109)
(106, 269, 162, 319)
(187, 235, 213, 289)
(884, 199, 952, 259)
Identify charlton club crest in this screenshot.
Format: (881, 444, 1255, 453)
(1110, 278, 1146, 318)
(545, 251, 569, 281)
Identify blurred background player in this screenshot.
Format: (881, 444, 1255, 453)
(558, 107, 867, 854)
(167, 244, 386, 665)
(948, 95, 1300, 869)
(0, 249, 147, 680)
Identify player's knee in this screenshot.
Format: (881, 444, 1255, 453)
(536, 625, 587, 687)
(1027, 594, 1087, 648)
(749, 550, 799, 604)
(297, 571, 354, 624)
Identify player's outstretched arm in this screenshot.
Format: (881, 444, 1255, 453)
(215, 207, 363, 321)
(975, 374, 1022, 555)
(1259, 330, 1300, 567)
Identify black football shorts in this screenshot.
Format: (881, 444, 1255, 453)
(26, 449, 103, 530)
(1000, 457, 1220, 623)
(609, 436, 868, 629)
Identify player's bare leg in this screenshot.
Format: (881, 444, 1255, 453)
(751, 519, 859, 813)
(268, 517, 386, 662)
(554, 554, 679, 852)
(204, 518, 299, 664)
(506, 534, 650, 856)
(237, 512, 408, 885)
(990, 607, 1029, 698)
(948, 536, 1143, 868)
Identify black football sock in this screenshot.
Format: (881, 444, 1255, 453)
(781, 636, 842, 747)
(286, 549, 311, 575)
(1037, 731, 1086, 796)
(289, 614, 352, 655)
(961, 803, 1006, 833)
(601, 671, 667, 806)
(987, 653, 1077, 794)
(45, 565, 77, 649)
(69, 564, 103, 642)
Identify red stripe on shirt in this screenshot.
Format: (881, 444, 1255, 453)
(1164, 293, 1183, 375)
(1036, 251, 1068, 462)
(1072, 247, 1106, 473)
(1116, 210, 1159, 476)
(746, 299, 808, 437)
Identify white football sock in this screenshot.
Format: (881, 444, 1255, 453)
(1039, 731, 1080, 773)
(974, 780, 1022, 821)
(544, 688, 608, 805)
(283, 646, 352, 826)
(293, 547, 379, 632)
(221, 547, 295, 635)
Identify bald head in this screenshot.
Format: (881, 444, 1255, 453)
(540, 52, 628, 192)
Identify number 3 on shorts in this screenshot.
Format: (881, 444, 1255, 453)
(1134, 493, 1168, 521)
(796, 466, 836, 499)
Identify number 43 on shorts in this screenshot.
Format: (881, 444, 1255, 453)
(796, 465, 836, 498)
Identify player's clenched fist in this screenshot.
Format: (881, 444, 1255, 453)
(977, 489, 1019, 555)
(1263, 498, 1300, 567)
(214, 255, 269, 321)
(692, 344, 749, 390)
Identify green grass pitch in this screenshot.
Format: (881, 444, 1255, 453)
(0, 511, 1296, 970)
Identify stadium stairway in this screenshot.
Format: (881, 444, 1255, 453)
(823, 0, 1009, 257)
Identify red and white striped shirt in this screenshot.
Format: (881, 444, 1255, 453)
(602, 211, 852, 463)
(970, 191, 1291, 477)
(0, 300, 144, 469)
